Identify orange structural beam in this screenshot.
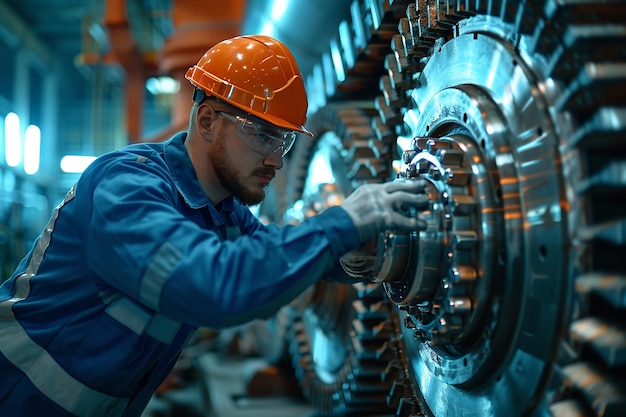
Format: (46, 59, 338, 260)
(104, 0, 149, 144)
(144, 0, 246, 143)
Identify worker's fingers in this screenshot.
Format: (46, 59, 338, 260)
(383, 181, 430, 232)
(389, 191, 430, 211)
(383, 178, 427, 194)
(342, 179, 430, 242)
(387, 211, 427, 231)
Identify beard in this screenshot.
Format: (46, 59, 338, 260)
(209, 133, 273, 206)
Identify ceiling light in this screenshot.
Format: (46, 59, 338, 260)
(60, 155, 97, 174)
(146, 76, 179, 95)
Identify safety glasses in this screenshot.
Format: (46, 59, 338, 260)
(217, 111, 296, 157)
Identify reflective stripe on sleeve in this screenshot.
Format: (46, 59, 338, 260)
(139, 241, 182, 311)
(105, 295, 151, 335)
(103, 294, 182, 345)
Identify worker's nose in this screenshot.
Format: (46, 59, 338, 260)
(264, 151, 283, 170)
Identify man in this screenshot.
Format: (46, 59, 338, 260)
(0, 35, 426, 416)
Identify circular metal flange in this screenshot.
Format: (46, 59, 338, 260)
(373, 132, 501, 362)
(385, 15, 572, 416)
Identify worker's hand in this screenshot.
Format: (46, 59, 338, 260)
(341, 179, 429, 243)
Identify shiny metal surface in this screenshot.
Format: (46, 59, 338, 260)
(4, 0, 625, 415)
(375, 2, 626, 416)
(277, 105, 399, 415)
(261, 1, 626, 416)
(289, 132, 353, 387)
(391, 15, 571, 417)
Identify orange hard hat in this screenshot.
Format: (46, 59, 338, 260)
(185, 35, 312, 136)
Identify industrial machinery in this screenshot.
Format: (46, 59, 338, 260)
(1, 0, 623, 415)
(256, 1, 626, 416)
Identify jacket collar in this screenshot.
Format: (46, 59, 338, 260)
(164, 132, 235, 212)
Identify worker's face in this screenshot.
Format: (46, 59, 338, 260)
(209, 119, 283, 206)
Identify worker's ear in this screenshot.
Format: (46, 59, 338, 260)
(196, 102, 218, 141)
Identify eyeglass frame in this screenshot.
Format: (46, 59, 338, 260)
(215, 111, 297, 157)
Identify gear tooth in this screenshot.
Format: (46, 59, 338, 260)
(270, 0, 626, 415)
(549, 399, 593, 416)
(557, 63, 626, 114)
(387, 377, 413, 408)
(380, 74, 410, 112)
(579, 220, 626, 247)
(281, 100, 400, 415)
(576, 273, 626, 310)
(570, 317, 626, 368)
(373, 318, 396, 339)
(372, 0, 626, 414)
(395, 396, 421, 417)
(381, 357, 405, 382)
(561, 361, 626, 417)
(378, 336, 401, 360)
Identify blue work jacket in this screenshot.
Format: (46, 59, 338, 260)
(0, 132, 360, 416)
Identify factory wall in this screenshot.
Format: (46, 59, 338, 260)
(0, 5, 171, 279)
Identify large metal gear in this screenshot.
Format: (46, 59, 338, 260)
(282, 104, 399, 415)
(258, 0, 626, 416)
(376, 1, 626, 416)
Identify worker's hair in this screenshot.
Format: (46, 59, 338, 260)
(188, 99, 201, 131)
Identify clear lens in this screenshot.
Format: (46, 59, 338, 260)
(218, 111, 296, 157)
